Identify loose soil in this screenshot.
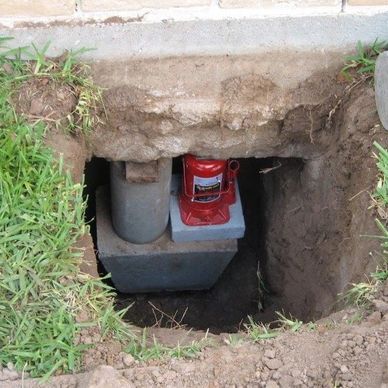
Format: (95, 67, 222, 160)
(2, 285, 387, 387)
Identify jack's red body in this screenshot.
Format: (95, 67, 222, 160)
(179, 154, 239, 226)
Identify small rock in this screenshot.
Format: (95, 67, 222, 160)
(2, 63, 13, 75)
(272, 371, 281, 380)
(76, 310, 89, 323)
(265, 359, 283, 370)
(152, 369, 160, 378)
(2, 369, 19, 381)
(264, 349, 276, 359)
(6, 362, 14, 371)
(340, 365, 349, 373)
(291, 369, 301, 378)
(353, 346, 362, 355)
(265, 381, 279, 388)
(293, 378, 303, 386)
(83, 336, 93, 345)
(342, 372, 353, 381)
(115, 362, 124, 370)
(332, 352, 340, 359)
(383, 282, 388, 296)
(373, 300, 388, 313)
(366, 311, 382, 325)
(353, 335, 363, 345)
(121, 353, 135, 367)
(262, 371, 270, 380)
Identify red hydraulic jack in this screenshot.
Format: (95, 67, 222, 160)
(179, 154, 240, 226)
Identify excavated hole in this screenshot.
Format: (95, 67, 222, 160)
(85, 156, 314, 333)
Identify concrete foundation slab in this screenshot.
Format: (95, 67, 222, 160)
(170, 175, 245, 242)
(96, 186, 238, 293)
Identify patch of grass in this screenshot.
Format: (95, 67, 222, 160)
(275, 311, 303, 332)
(224, 333, 244, 347)
(306, 322, 317, 331)
(125, 329, 209, 361)
(345, 312, 364, 325)
(0, 38, 103, 135)
(244, 316, 279, 342)
(341, 39, 388, 81)
(342, 281, 376, 308)
(244, 313, 305, 344)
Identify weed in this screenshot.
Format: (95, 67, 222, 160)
(244, 316, 279, 342)
(225, 333, 244, 347)
(341, 39, 388, 81)
(125, 329, 209, 361)
(342, 281, 376, 308)
(275, 311, 303, 332)
(306, 322, 317, 331)
(345, 312, 364, 325)
(324, 320, 338, 330)
(371, 262, 388, 281)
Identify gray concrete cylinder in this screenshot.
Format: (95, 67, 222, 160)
(110, 159, 172, 244)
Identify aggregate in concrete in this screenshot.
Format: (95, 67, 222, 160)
(96, 186, 237, 293)
(375, 51, 388, 130)
(170, 175, 245, 242)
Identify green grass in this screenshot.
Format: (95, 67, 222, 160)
(125, 329, 209, 361)
(341, 39, 388, 81)
(244, 316, 279, 342)
(0, 119, 134, 378)
(275, 311, 303, 332)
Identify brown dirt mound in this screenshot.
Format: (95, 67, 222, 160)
(14, 77, 77, 128)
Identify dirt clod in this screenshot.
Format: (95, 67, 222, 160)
(265, 359, 283, 370)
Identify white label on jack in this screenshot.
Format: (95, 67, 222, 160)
(193, 173, 223, 203)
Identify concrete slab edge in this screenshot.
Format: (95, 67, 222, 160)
(1, 12, 388, 60)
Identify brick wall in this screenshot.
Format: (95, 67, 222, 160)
(0, 0, 387, 19)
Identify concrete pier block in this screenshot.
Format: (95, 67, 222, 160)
(170, 175, 246, 243)
(96, 187, 238, 293)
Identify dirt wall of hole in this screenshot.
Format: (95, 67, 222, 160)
(260, 84, 386, 322)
